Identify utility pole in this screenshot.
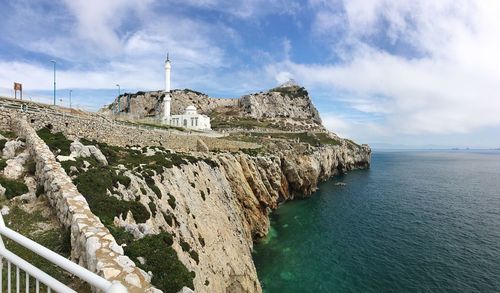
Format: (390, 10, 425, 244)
(116, 84, 121, 114)
(50, 60, 56, 105)
(69, 89, 72, 109)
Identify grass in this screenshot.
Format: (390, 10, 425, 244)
(3, 204, 90, 292)
(37, 127, 72, 156)
(111, 230, 195, 293)
(0, 176, 29, 199)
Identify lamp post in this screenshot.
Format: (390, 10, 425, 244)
(69, 90, 72, 109)
(50, 60, 56, 105)
(116, 84, 121, 114)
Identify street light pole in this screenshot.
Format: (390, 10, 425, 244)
(116, 84, 120, 114)
(50, 60, 56, 105)
(69, 90, 72, 109)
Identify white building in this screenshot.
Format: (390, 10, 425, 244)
(162, 55, 211, 130)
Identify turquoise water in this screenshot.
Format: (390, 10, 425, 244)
(253, 150, 500, 292)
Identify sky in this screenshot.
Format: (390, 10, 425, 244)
(0, 0, 499, 148)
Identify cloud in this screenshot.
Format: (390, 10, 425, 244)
(268, 0, 500, 139)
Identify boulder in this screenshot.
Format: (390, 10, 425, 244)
(3, 140, 25, 159)
(3, 150, 30, 179)
(70, 141, 92, 157)
(87, 145, 108, 166)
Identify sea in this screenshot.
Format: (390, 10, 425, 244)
(253, 150, 500, 292)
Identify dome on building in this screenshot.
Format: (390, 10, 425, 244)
(185, 105, 197, 115)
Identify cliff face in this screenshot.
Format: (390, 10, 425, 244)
(112, 140, 370, 292)
(240, 85, 322, 125)
(100, 83, 323, 131)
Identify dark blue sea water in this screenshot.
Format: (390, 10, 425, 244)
(253, 150, 500, 292)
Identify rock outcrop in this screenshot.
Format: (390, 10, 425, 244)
(101, 81, 323, 130)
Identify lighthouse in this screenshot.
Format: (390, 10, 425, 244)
(163, 53, 172, 121)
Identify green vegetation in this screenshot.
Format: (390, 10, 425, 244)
(162, 211, 174, 226)
(37, 127, 72, 155)
(0, 139, 7, 151)
(0, 158, 7, 170)
(180, 239, 199, 264)
(36, 126, 201, 293)
(0, 130, 16, 139)
(73, 168, 149, 225)
(0, 176, 28, 199)
(181, 88, 206, 96)
(111, 231, 195, 293)
(198, 235, 205, 247)
(270, 86, 309, 99)
(168, 195, 176, 210)
(3, 204, 89, 292)
(240, 147, 264, 156)
(148, 200, 157, 218)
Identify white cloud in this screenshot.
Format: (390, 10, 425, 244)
(273, 0, 500, 140)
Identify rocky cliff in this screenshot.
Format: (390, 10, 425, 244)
(87, 135, 370, 292)
(100, 82, 323, 131)
(2, 84, 370, 292)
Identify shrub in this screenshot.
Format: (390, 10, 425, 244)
(0, 139, 7, 151)
(148, 201, 157, 218)
(0, 177, 28, 199)
(168, 195, 176, 210)
(36, 128, 72, 155)
(0, 158, 7, 171)
(73, 167, 149, 224)
(162, 212, 174, 226)
(120, 232, 195, 293)
(198, 235, 205, 247)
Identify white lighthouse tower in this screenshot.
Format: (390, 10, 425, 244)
(163, 53, 172, 121)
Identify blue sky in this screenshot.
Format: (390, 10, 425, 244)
(1, 0, 499, 148)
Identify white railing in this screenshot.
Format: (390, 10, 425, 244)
(0, 215, 127, 293)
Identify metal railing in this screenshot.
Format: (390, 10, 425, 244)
(0, 214, 127, 293)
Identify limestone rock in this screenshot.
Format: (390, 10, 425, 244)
(0, 185, 5, 198)
(87, 145, 108, 165)
(196, 139, 209, 152)
(178, 287, 195, 293)
(4, 150, 30, 179)
(70, 141, 92, 157)
(3, 140, 25, 159)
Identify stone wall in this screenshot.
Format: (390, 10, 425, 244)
(0, 97, 257, 152)
(9, 115, 159, 293)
